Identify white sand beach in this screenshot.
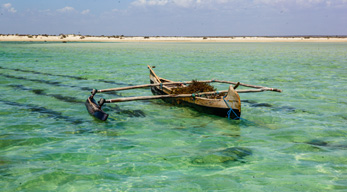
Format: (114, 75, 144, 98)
(1, 34, 347, 42)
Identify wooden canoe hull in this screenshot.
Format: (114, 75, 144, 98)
(148, 69, 241, 119)
(150, 86, 240, 118)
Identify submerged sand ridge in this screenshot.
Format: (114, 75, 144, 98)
(1, 34, 347, 42)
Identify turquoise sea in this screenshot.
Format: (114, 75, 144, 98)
(0, 41, 346, 191)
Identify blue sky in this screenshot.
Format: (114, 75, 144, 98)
(1, 0, 346, 36)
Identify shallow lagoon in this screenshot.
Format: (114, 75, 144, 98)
(0, 42, 346, 191)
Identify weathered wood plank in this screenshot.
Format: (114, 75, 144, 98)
(213, 80, 282, 92)
(97, 80, 212, 93)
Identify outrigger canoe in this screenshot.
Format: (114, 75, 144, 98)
(148, 66, 241, 119)
(85, 65, 281, 121)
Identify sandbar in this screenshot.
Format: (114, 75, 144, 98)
(1, 34, 347, 42)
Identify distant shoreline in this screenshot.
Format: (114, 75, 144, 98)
(1, 34, 347, 42)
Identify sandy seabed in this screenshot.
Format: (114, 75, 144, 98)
(1, 35, 347, 42)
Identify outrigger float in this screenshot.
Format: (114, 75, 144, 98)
(85, 65, 282, 121)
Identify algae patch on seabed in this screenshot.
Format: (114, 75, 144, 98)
(306, 139, 328, 147)
(192, 147, 252, 164)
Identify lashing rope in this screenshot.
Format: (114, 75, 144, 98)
(223, 95, 240, 120)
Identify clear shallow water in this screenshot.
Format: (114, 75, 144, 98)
(0, 41, 346, 191)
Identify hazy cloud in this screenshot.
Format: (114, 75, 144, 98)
(132, 0, 168, 6)
(57, 6, 75, 13)
(2, 3, 17, 13)
(255, 0, 347, 7)
(131, 0, 201, 7)
(172, 0, 196, 8)
(131, 0, 347, 8)
(81, 9, 90, 15)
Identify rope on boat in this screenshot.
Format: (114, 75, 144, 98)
(191, 93, 196, 100)
(223, 96, 240, 120)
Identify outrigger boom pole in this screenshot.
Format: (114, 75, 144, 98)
(103, 88, 281, 104)
(91, 80, 281, 95)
